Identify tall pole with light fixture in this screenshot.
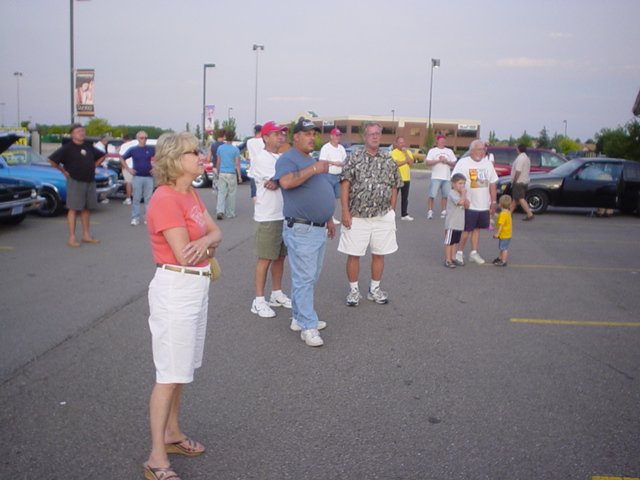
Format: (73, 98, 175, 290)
(1, 102, 5, 127)
(14, 72, 22, 127)
(428, 58, 440, 147)
(70, 0, 90, 125)
(253, 44, 264, 126)
(563, 120, 567, 137)
(202, 63, 215, 144)
(228, 107, 233, 123)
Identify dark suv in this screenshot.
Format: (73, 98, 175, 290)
(460, 146, 567, 177)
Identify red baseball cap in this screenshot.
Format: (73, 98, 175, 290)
(330, 128, 342, 135)
(436, 135, 446, 140)
(261, 121, 288, 137)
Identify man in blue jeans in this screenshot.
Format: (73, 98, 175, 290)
(274, 118, 336, 347)
(122, 130, 155, 226)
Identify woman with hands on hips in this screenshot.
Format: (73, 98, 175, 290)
(143, 132, 222, 480)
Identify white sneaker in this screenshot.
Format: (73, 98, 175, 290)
(251, 298, 276, 318)
(100, 198, 109, 204)
(367, 286, 389, 304)
(427, 210, 433, 219)
(269, 293, 292, 309)
(401, 215, 414, 221)
(440, 211, 447, 218)
(123, 198, 132, 205)
(300, 329, 324, 347)
(290, 317, 326, 331)
(455, 251, 465, 265)
(469, 251, 485, 264)
(332, 217, 341, 225)
(130, 218, 139, 226)
(346, 288, 362, 306)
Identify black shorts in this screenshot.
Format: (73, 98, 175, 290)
(464, 209, 490, 231)
(512, 183, 528, 201)
(444, 229, 462, 246)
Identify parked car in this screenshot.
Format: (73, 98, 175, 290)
(102, 139, 159, 194)
(407, 147, 427, 163)
(0, 176, 44, 225)
(496, 157, 640, 215)
(460, 146, 567, 177)
(0, 139, 118, 216)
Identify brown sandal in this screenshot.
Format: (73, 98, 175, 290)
(143, 462, 181, 480)
(165, 436, 205, 456)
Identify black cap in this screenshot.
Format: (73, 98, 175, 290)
(254, 124, 262, 133)
(70, 123, 84, 133)
(293, 117, 320, 134)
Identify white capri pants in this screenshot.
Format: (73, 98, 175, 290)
(338, 209, 398, 256)
(148, 266, 210, 384)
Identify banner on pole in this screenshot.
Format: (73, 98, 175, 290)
(205, 105, 215, 133)
(75, 69, 95, 117)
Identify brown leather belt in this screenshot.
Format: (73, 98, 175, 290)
(156, 263, 211, 278)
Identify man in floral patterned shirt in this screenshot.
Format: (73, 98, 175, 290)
(339, 121, 403, 306)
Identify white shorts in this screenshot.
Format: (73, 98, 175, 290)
(148, 266, 210, 384)
(338, 210, 398, 256)
(123, 159, 133, 183)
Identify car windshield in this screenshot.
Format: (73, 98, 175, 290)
(2, 146, 50, 166)
(549, 159, 582, 176)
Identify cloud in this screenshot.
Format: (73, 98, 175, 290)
(495, 57, 561, 68)
(549, 32, 573, 38)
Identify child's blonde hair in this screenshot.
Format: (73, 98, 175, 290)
(499, 195, 512, 209)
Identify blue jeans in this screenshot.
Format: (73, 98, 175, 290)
(283, 222, 328, 331)
(132, 176, 154, 221)
(216, 173, 237, 217)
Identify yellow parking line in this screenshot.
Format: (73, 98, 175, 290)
(30, 218, 101, 225)
(487, 264, 638, 272)
(592, 477, 640, 480)
(0, 246, 15, 250)
(511, 318, 640, 327)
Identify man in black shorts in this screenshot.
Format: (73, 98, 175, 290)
(48, 124, 106, 247)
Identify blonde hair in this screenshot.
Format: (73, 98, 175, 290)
(153, 132, 199, 186)
(499, 195, 512, 209)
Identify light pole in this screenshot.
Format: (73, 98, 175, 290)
(228, 107, 233, 123)
(202, 63, 215, 143)
(253, 44, 265, 126)
(563, 120, 567, 137)
(70, 0, 90, 125)
(14, 72, 22, 127)
(391, 109, 395, 122)
(1, 102, 5, 126)
(428, 58, 440, 145)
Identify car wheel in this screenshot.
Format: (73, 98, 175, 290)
(0, 213, 27, 225)
(37, 188, 63, 217)
(526, 190, 549, 214)
(191, 174, 209, 188)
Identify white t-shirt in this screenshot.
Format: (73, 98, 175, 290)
(246, 137, 265, 179)
(426, 147, 457, 180)
(252, 149, 284, 222)
(511, 152, 531, 184)
(451, 156, 498, 211)
(319, 142, 347, 175)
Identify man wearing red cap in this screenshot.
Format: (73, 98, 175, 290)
(250, 121, 293, 320)
(319, 128, 347, 225)
(426, 135, 457, 219)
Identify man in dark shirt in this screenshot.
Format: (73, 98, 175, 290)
(274, 118, 335, 347)
(48, 123, 106, 247)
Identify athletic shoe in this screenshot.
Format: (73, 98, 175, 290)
(100, 198, 109, 204)
(494, 261, 508, 267)
(427, 210, 433, 219)
(451, 259, 464, 266)
(492, 257, 501, 265)
(455, 251, 465, 265)
(251, 299, 276, 318)
(301, 329, 324, 347)
(444, 261, 456, 269)
(401, 215, 414, 221)
(269, 293, 292, 309)
(216, 213, 224, 220)
(367, 286, 389, 304)
(346, 288, 362, 307)
(123, 198, 132, 205)
(290, 318, 327, 331)
(440, 211, 447, 218)
(469, 251, 485, 264)
(130, 218, 139, 226)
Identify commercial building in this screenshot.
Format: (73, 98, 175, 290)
(293, 112, 481, 152)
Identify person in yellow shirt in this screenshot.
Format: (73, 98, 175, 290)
(391, 136, 414, 221)
(492, 195, 513, 266)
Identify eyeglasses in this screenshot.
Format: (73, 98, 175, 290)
(182, 149, 201, 156)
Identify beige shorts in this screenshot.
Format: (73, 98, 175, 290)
(338, 209, 398, 256)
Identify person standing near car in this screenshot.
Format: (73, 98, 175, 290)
(451, 139, 499, 265)
(119, 135, 133, 205)
(246, 124, 265, 204)
(319, 128, 347, 225)
(426, 135, 457, 219)
(47, 123, 106, 247)
(216, 130, 243, 220)
(391, 136, 414, 221)
(122, 131, 155, 226)
(510, 143, 534, 221)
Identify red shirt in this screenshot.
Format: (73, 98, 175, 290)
(147, 186, 208, 267)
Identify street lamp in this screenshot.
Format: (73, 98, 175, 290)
(202, 63, 216, 144)
(228, 107, 233, 122)
(428, 58, 440, 144)
(14, 72, 22, 127)
(70, 0, 91, 125)
(1, 102, 5, 126)
(391, 109, 395, 122)
(563, 120, 567, 137)
(253, 44, 265, 126)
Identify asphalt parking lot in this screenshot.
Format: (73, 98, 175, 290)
(1, 171, 639, 479)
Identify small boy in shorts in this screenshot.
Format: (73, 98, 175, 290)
(492, 195, 512, 267)
(444, 173, 468, 268)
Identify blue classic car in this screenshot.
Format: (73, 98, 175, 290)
(0, 135, 118, 216)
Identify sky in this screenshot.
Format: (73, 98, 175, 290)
(1, 0, 639, 142)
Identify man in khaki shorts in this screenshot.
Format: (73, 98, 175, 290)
(250, 121, 293, 320)
(339, 121, 403, 306)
